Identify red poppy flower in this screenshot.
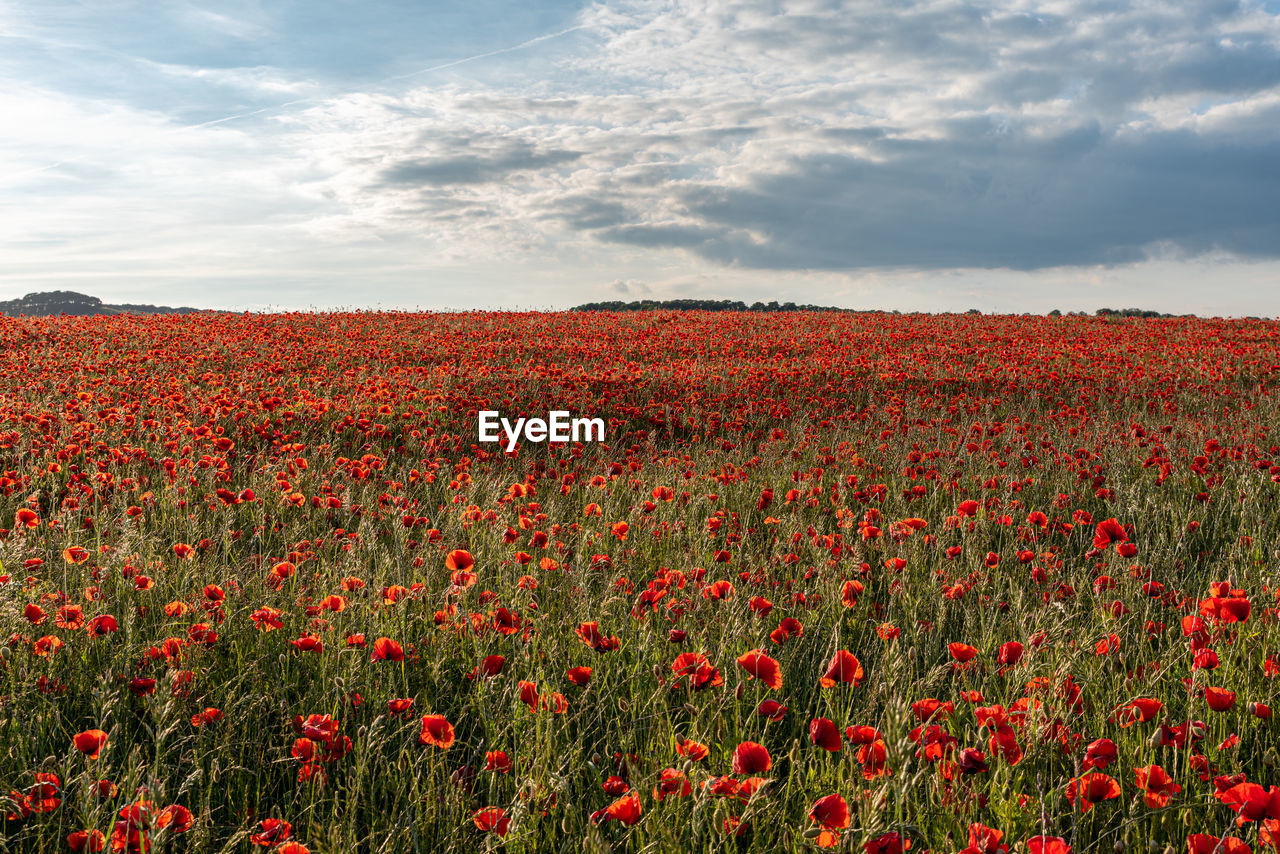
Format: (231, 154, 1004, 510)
(157, 804, 192, 832)
(653, 768, 692, 801)
(445, 549, 474, 571)
(675, 738, 709, 761)
(1066, 772, 1121, 813)
(33, 635, 64, 657)
(949, 642, 979, 663)
(845, 724, 881, 745)
(671, 652, 722, 690)
(911, 698, 954, 722)
(1092, 518, 1127, 549)
(250, 818, 293, 846)
(702, 579, 734, 600)
(63, 545, 90, 564)
(957, 748, 989, 775)
(1201, 596, 1252, 624)
(1027, 838, 1071, 854)
(370, 637, 404, 662)
(736, 649, 782, 689)
(1205, 686, 1237, 712)
(483, 750, 512, 773)
(418, 715, 455, 749)
(65, 829, 107, 852)
(518, 681, 540, 712)
(1116, 697, 1163, 726)
(757, 699, 788, 721)
(809, 717, 842, 752)
(808, 793, 849, 848)
(567, 666, 592, 687)
(958, 823, 1007, 854)
(819, 650, 863, 687)
(770, 617, 804, 644)
(988, 725, 1023, 766)
(1133, 764, 1181, 808)
(73, 729, 109, 760)
(857, 738, 889, 779)
(1082, 738, 1117, 770)
(85, 614, 119, 637)
(730, 741, 771, 774)
(996, 641, 1023, 667)
(576, 621, 621, 653)
(864, 831, 911, 854)
(472, 806, 510, 836)
(291, 635, 323, 653)
(1186, 835, 1251, 854)
(1217, 782, 1280, 821)
(590, 791, 642, 826)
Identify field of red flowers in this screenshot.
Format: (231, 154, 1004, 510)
(2, 310, 1280, 853)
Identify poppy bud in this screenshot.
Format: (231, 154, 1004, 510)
(1113, 841, 1124, 853)
(734, 681, 744, 700)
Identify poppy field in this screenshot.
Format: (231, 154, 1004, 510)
(4, 309, 1280, 854)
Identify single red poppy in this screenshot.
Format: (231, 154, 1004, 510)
(809, 717, 842, 752)
(808, 793, 849, 848)
(444, 549, 474, 572)
(73, 729, 109, 760)
(819, 650, 863, 687)
(736, 649, 782, 689)
(1133, 764, 1181, 808)
(730, 741, 771, 774)
(472, 806, 510, 836)
(1066, 772, 1121, 813)
(370, 637, 404, 662)
(418, 715, 455, 749)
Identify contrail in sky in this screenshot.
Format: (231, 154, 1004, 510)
(3, 23, 589, 183)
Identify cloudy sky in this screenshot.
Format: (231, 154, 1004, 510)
(3, 0, 1279, 315)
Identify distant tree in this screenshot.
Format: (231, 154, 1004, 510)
(570, 298, 855, 313)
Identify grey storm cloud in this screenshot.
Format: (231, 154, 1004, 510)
(376, 137, 583, 187)
(600, 121, 1280, 271)
(340, 0, 1280, 274)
